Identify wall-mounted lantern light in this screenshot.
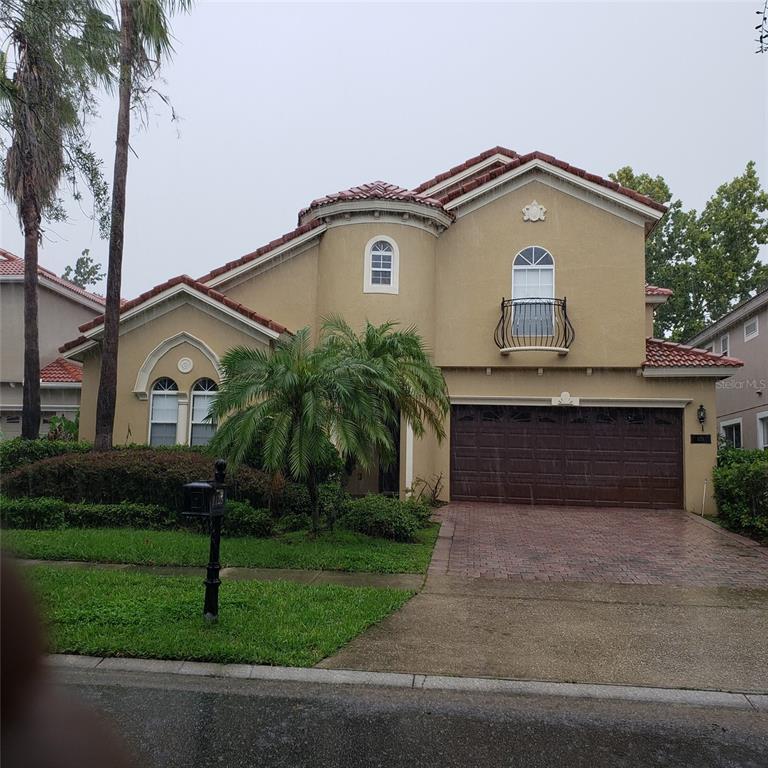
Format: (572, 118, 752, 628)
(697, 404, 707, 432)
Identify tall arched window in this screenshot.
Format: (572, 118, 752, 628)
(512, 246, 555, 335)
(190, 378, 218, 446)
(363, 236, 399, 294)
(149, 377, 178, 446)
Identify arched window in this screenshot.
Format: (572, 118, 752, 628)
(363, 236, 399, 294)
(149, 377, 178, 446)
(190, 378, 218, 446)
(512, 246, 555, 336)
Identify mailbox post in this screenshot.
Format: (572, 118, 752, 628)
(183, 459, 227, 623)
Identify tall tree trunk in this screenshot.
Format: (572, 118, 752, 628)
(94, 0, 133, 451)
(21, 195, 40, 440)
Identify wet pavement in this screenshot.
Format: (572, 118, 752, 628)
(49, 668, 768, 768)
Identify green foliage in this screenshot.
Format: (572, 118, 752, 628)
(26, 566, 412, 666)
(610, 163, 768, 341)
(223, 501, 273, 538)
(5, 526, 440, 573)
(62, 248, 105, 287)
(0, 495, 170, 530)
(46, 413, 80, 441)
(713, 450, 768, 538)
(0, 437, 91, 474)
(1, 447, 271, 512)
(341, 495, 428, 542)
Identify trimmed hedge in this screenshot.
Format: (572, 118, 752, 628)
(0, 438, 92, 474)
(713, 448, 768, 539)
(340, 495, 430, 542)
(0, 495, 274, 538)
(1, 448, 271, 513)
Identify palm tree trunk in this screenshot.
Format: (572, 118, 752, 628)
(94, 0, 133, 451)
(21, 194, 40, 439)
(307, 469, 320, 535)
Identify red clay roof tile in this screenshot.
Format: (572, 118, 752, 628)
(644, 338, 742, 368)
(645, 284, 673, 296)
(40, 358, 83, 383)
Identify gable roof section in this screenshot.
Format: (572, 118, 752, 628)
(413, 146, 521, 195)
(40, 358, 83, 383)
(60, 274, 287, 355)
(643, 338, 744, 376)
(198, 219, 325, 287)
(430, 150, 668, 216)
(298, 181, 447, 222)
(1, 248, 106, 309)
(686, 284, 768, 348)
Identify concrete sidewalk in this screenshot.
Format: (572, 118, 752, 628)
(17, 558, 424, 590)
(318, 575, 768, 693)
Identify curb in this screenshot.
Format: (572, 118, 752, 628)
(685, 513, 768, 558)
(47, 654, 768, 712)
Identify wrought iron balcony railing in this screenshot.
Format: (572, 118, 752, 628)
(494, 297, 575, 355)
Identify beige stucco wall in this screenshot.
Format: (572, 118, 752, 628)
(645, 304, 655, 337)
(434, 181, 647, 369)
(0, 281, 101, 382)
(222, 244, 320, 338)
(78, 303, 270, 444)
(413, 368, 718, 514)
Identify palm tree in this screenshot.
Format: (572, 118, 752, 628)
(210, 329, 393, 533)
(94, 0, 191, 450)
(320, 316, 450, 483)
(1, 0, 115, 439)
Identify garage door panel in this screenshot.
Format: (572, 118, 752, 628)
(451, 405, 683, 509)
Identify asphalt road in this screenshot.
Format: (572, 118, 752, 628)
(34, 668, 768, 768)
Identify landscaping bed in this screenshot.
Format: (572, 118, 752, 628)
(5, 525, 439, 573)
(26, 565, 412, 666)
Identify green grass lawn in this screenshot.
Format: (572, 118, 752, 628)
(3, 525, 439, 573)
(26, 565, 412, 666)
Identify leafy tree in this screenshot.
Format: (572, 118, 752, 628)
(62, 248, 106, 288)
(611, 164, 768, 340)
(94, 0, 192, 451)
(1, 0, 115, 439)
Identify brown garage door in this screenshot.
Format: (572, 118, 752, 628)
(450, 405, 683, 508)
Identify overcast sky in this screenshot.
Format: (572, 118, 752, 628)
(1, 1, 766, 298)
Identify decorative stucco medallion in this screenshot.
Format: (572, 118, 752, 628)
(522, 200, 547, 222)
(552, 391, 580, 406)
(177, 357, 194, 374)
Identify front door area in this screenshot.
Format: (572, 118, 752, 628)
(450, 404, 683, 508)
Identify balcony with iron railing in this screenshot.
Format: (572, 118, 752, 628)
(493, 297, 575, 355)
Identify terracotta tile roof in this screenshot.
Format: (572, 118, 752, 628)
(645, 284, 673, 297)
(416, 148, 668, 214)
(298, 181, 447, 221)
(0, 248, 106, 305)
(198, 219, 324, 284)
(60, 275, 288, 354)
(644, 338, 742, 368)
(40, 358, 83, 383)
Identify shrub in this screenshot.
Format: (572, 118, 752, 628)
(223, 501, 273, 538)
(341, 495, 420, 542)
(0, 496, 170, 530)
(713, 450, 768, 539)
(0, 448, 272, 514)
(0, 438, 91, 474)
(272, 481, 350, 523)
(274, 513, 311, 533)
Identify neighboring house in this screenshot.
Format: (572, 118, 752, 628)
(0, 248, 105, 438)
(61, 147, 743, 513)
(686, 286, 768, 450)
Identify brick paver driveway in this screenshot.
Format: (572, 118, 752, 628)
(430, 503, 768, 588)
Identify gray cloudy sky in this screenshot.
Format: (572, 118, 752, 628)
(1, 1, 766, 298)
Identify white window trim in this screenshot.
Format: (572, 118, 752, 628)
(757, 411, 768, 450)
(189, 379, 218, 446)
(511, 246, 556, 337)
(744, 316, 759, 342)
(148, 379, 180, 446)
(363, 236, 399, 294)
(719, 333, 730, 356)
(719, 417, 743, 449)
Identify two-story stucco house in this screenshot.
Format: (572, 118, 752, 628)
(61, 147, 743, 514)
(686, 286, 768, 451)
(0, 248, 105, 438)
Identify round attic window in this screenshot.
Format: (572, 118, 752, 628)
(177, 357, 194, 374)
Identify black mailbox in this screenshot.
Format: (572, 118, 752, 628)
(181, 460, 228, 622)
